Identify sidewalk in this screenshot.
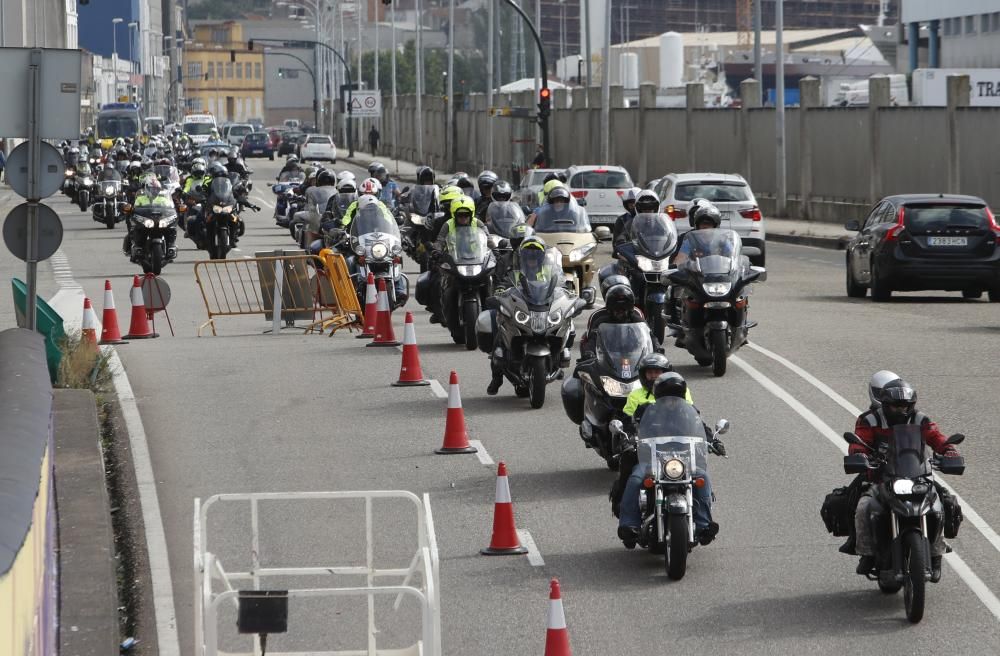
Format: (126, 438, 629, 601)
(342, 149, 453, 184)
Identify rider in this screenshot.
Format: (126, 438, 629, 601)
(494, 223, 534, 289)
(371, 162, 401, 209)
(612, 187, 641, 249)
(667, 202, 729, 335)
(852, 379, 960, 582)
(579, 275, 644, 361)
(278, 154, 302, 178)
(339, 178, 384, 229)
(428, 196, 486, 324)
(623, 353, 692, 425)
(125, 174, 176, 259)
(475, 170, 499, 216)
(617, 372, 724, 549)
(613, 189, 660, 256)
(226, 147, 251, 177)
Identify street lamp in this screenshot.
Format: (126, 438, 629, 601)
(112, 18, 124, 98)
(128, 20, 139, 100)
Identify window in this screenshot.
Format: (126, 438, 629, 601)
(570, 170, 633, 190)
(674, 182, 751, 202)
(965, 15, 976, 34)
(902, 204, 989, 231)
(236, 61, 243, 79)
(993, 13, 1000, 32)
(863, 202, 885, 230)
(211, 28, 227, 44)
(187, 61, 202, 77)
(254, 62, 262, 79)
(245, 62, 252, 79)
(225, 62, 234, 78)
(206, 62, 214, 79)
(983, 14, 992, 33)
(188, 97, 203, 112)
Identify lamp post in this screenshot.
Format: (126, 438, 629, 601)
(112, 18, 123, 99)
(128, 21, 139, 103)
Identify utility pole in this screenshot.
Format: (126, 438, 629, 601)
(487, 0, 494, 169)
(583, 0, 592, 89)
(391, 0, 398, 171)
(447, 0, 455, 171)
(600, 0, 610, 162)
(415, 0, 424, 163)
(753, 0, 762, 91)
(775, 0, 786, 216)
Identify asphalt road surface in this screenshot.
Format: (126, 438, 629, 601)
(24, 157, 1000, 654)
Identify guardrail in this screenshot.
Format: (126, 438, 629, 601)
(193, 252, 363, 337)
(193, 490, 441, 656)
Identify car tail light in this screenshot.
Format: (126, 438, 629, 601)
(987, 207, 1000, 244)
(885, 206, 906, 241)
(571, 190, 588, 199)
(616, 190, 624, 197)
(739, 207, 762, 221)
(665, 205, 686, 220)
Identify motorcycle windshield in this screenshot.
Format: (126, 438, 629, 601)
(133, 203, 177, 221)
(351, 204, 400, 239)
(278, 171, 305, 183)
(677, 229, 741, 274)
(308, 187, 337, 212)
(533, 203, 591, 234)
(99, 180, 121, 194)
(446, 226, 488, 264)
(154, 165, 180, 186)
(885, 425, 933, 479)
(518, 247, 564, 306)
(101, 169, 122, 181)
(209, 177, 235, 204)
(487, 202, 526, 237)
(636, 398, 709, 478)
(630, 213, 678, 258)
(410, 185, 437, 215)
(595, 322, 653, 379)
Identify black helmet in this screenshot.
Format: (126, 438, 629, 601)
(543, 171, 560, 184)
(492, 181, 513, 202)
(547, 186, 570, 204)
(317, 169, 336, 186)
(228, 147, 239, 161)
(621, 187, 640, 211)
(653, 372, 688, 400)
(638, 353, 673, 391)
(455, 175, 474, 191)
(478, 169, 498, 188)
(880, 379, 917, 425)
(207, 162, 228, 178)
(604, 283, 635, 319)
(372, 163, 388, 182)
(690, 202, 722, 229)
(868, 370, 901, 408)
(368, 161, 383, 177)
(141, 157, 153, 171)
(416, 166, 435, 185)
(635, 190, 660, 214)
(687, 197, 708, 220)
(600, 274, 630, 299)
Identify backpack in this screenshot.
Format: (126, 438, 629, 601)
(821, 486, 852, 536)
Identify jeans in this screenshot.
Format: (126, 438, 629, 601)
(619, 462, 713, 532)
(855, 490, 945, 557)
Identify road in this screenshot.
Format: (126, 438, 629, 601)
(18, 157, 1000, 654)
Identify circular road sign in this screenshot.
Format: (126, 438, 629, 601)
(4, 142, 67, 199)
(364, 96, 376, 108)
(2, 203, 64, 262)
(141, 274, 172, 312)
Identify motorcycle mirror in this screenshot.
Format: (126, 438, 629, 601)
(742, 246, 761, 257)
(576, 197, 588, 207)
(747, 265, 767, 282)
(843, 453, 870, 475)
(842, 431, 866, 446)
(484, 296, 500, 310)
(609, 419, 624, 436)
(401, 186, 410, 193)
(715, 419, 730, 435)
(661, 269, 684, 285)
(571, 298, 587, 316)
(946, 433, 965, 445)
(593, 226, 612, 241)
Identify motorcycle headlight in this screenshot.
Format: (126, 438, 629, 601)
(600, 376, 641, 398)
(662, 458, 685, 480)
(636, 255, 669, 272)
(353, 241, 365, 256)
(391, 243, 403, 256)
(104, 185, 116, 195)
(82, 178, 93, 185)
(703, 281, 732, 297)
(892, 479, 915, 496)
(143, 219, 155, 228)
(514, 310, 530, 325)
(64, 169, 73, 176)
(547, 309, 563, 325)
(457, 264, 483, 276)
(569, 243, 597, 262)
(213, 204, 233, 214)
(371, 242, 389, 259)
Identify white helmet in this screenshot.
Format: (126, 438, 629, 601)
(336, 170, 356, 183)
(869, 370, 901, 407)
(360, 177, 382, 196)
(357, 194, 380, 209)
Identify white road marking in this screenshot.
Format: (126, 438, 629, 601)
(428, 378, 447, 399)
(467, 440, 494, 466)
(517, 529, 545, 567)
(50, 251, 181, 655)
(746, 342, 1000, 562)
(730, 354, 1000, 622)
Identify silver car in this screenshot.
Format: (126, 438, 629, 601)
(565, 165, 634, 225)
(517, 168, 559, 208)
(654, 172, 767, 266)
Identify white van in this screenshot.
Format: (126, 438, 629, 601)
(183, 113, 218, 145)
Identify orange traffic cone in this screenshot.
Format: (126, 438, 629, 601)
(356, 272, 378, 339)
(436, 371, 478, 454)
(481, 462, 528, 555)
(124, 275, 158, 339)
(81, 297, 100, 353)
(99, 279, 127, 345)
(366, 278, 400, 347)
(392, 312, 430, 386)
(544, 579, 572, 656)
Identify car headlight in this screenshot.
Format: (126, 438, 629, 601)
(600, 377, 641, 398)
(213, 204, 233, 214)
(371, 242, 389, 259)
(703, 281, 732, 297)
(569, 243, 597, 262)
(104, 185, 116, 195)
(143, 219, 155, 228)
(457, 264, 483, 276)
(662, 458, 685, 480)
(636, 255, 669, 272)
(514, 310, 530, 325)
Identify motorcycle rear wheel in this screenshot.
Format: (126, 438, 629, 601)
(665, 514, 689, 580)
(527, 356, 547, 409)
(710, 330, 728, 377)
(903, 531, 926, 623)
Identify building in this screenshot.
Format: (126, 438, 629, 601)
(900, 0, 1000, 69)
(0, 0, 71, 48)
(184, 21, 265, 122)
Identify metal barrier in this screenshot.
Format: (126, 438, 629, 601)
(194, 255, 364, 336)
(193, 490, 441, 656)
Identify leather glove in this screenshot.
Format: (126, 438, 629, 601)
(710, 439, 727, 457)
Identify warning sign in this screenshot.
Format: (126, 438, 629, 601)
(350, 90, 382, 117)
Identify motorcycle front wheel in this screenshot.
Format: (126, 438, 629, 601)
(527, 356, 547, 409)
(665, 514, 689, 580)
(150, 242, 164, 276)
(78, 191, 89, 212)
(463, 299, 479, 351)
(710, 329, 728, 377)
(903, 531, 927, 623)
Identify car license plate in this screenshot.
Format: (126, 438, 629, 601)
(928, 236, 968, 246)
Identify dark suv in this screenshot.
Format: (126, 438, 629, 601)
(845, 194, 1000, 301)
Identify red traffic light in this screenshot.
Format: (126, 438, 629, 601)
(539, 87, 551, 99)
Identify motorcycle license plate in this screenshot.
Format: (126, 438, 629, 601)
(927, 236, 967, 246)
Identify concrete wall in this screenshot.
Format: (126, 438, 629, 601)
(381, 80, 1000, 222)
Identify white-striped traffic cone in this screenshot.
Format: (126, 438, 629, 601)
(99, 279, 127, 344)
(544, 578, 572, 656)
(435, 370, 477, 454)
(357, 272, 378, 338)
(392, 311, 430, 386)
(81, 297, 100, 353)
(481, 461, 528, 555)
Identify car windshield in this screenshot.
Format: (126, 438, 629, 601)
(533, 202, 591, 233)
(487, 201, 526, 237)
(884, 425, 933, 479)
(184, 123, 216, 136)
(446, 225, 488, 263)
(97, 115, 139, 139)
(902, 204, 990, 231)
(307, 136, 332, 144)
(409, 185, 437, 215)
(675, 182, 751, 202)
(630, 213, 678, 257)
(230, 126, 252, 136)
(518, 247, 564, 306)
(595, 322, 653, 380)
(523, 170, 555, 187)
(244, 133, 267, 144)
(284, 133, 303, 142)
(351, 204, 400, 238)
(676, 228, 741, 273)
(570, 169, 632, 189)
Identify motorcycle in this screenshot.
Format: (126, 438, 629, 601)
(76, 170, 95, 212)
(611, 213, 679, 344)
(417, 225, 496, 350)
(561, 321, 656, 469)
(272, 170, 306, 227)
(345, 203, 409, 309)
(531, 200, 608, 306)
(92, 178, 126, 229)
(609, 400, 729, 580)
(400, 185, 441, 273)
(127, 201, 178, 275)
(663, 229, 766, 377)
(842, 426, 965, 623)
(478, 247, 585, 408)
(203, 176, 243, 260)
(62, 165, 77, 200)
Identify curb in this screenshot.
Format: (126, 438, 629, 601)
(768, 232, 849, 251)
(342, 155, 421, 184)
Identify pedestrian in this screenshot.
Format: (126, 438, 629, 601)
(368, 125, 380, 155)
(531, 143, 546, 169)
(0, 139, 6, 182)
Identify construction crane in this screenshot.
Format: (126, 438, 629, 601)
(737, 0, 752, 47)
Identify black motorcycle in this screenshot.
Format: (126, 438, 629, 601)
(400, 185, 441, 273)
(561, 321, 655, 469)
(842, 426, 965, 623)
(204, 176, 244, 260)
(663, 229, 766, 377)
(479, 247, 585, 408)
(92, 177, 126, 229)
(129, 203, 178, 275)
(613, 213, 679, 344)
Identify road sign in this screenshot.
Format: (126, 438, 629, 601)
(351, 91, 382, 117)
(3, 203, 63, 262)
(0, 48, 82, 140)
(4, 142, 65, 199)
(141, 275, 171, 312)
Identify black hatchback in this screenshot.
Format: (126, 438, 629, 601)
(845, 194, 1000, 301)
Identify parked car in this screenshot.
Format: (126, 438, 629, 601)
(240, 131, 275, 160)
(293, 133, 311, 157)
(299, 134, 337, 163)
(655, 172, 766, 266)
(516, 168, 558, 208)
(226, 123, 255, 146)
(844, 193, 1000, 302)
(564, 165, 634, 226)
(277, 131, 303, 156)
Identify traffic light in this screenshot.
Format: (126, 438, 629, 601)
(382, 0, 392, 4)
(247, 39, 254, 51)
(537, 87, 551, 123)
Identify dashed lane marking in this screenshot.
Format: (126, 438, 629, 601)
(428, 378, 447, 399)
(467, 440, 494, 466)
(517, 529, 545, 567)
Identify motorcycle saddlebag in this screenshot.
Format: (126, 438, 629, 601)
(941, 489, 963, 539)
(561, 376, 585, 425)
(475, 309, 495, 354)
(820, 486, 852, 537)
(415, 271, 433, 307)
